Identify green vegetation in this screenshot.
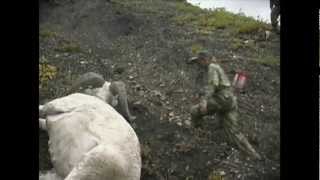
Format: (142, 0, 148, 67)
(191, 43, 205, 55)
(39, 57, 58, 88)
(173, 3, 269, 35)
(231, 38, 255, 51)
(175, 1, 202, 14)
(39, 29, 58, 39)
(54, 40, 82, 53)
(252, 55, 279, 66)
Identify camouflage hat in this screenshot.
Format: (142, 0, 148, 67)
(187, 50, 211, 63)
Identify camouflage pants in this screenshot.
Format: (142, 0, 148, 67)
(271, 5, 280, 30)
(191, 89, 261, 159)
(191, 88, 237, 126)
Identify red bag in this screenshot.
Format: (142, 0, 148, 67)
(232, 71, 247, 90)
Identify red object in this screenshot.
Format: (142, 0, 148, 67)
(233, 71, 247, 90)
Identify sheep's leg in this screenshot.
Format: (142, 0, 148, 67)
(64, 145, 128, 180)
(39, 105, 47, 131)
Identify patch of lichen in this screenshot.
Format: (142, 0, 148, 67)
(190, 44, 205, 55)
(54, 40, 82, 53)
(208, 170, 225, 180)
(39, 56, 58, 88)
(252, 55, 279, 66)
(39, 29, 58, 39)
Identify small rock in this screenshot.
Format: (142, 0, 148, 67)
(177, 122, 182, 126)
(153, 90, 162, 97)
(185, 165, 189, 171)
(244, 39, 254, 44)
(133, 84, 141, 90)
(138, 90, 144, 96)
(133, 101, 142, 105)
(169, 112, 174, 117)
(202, 149, 208, 153)
(184, 120, 191, 126)
(219, 171, 226, 176)
(175, 89, 184, 93)
(160, 96, 166, 101)
(128, 75, 134, 80)
(206, 161, 212, 166)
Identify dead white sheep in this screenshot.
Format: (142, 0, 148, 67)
(39, 72, 141, 180)
(39, 93, 141, 180)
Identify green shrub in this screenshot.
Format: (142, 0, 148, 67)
(174, 7, 269, 34)
(39, 57, 58, 88)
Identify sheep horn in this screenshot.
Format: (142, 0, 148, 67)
(109, 81, 136, 122)
(69, 72, 105, 94)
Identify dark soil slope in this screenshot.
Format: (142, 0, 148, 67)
(39, 0, 280, 179)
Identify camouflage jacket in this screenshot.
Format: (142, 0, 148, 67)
(207, 63, 231, 94)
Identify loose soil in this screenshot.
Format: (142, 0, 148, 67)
(39, 0, 280, 179)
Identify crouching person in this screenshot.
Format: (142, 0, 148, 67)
(188, 51, 261, 160)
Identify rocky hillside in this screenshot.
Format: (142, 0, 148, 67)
(39, 0, 280, 179)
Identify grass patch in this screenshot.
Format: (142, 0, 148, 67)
(252, 55, 279, 66)
(190, 44, 205, 55)
(39, 57, 58, 88)
(55, 40, 82, 53)
(39, 29, 58, 39)
(230, 38, 243, 50)
(175, 1, 203, 14)
(173, 5, 269, 35)
(231, 38, 255, 51)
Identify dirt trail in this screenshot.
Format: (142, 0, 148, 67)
(39, 0, 280, 179)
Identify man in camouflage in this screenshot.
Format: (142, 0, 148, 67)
(188, 51, 261, 160)
(270, 0, 280, 32)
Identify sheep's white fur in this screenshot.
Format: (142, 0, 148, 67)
(40, 93, 141, 180)
(39, 170, 62, 180)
